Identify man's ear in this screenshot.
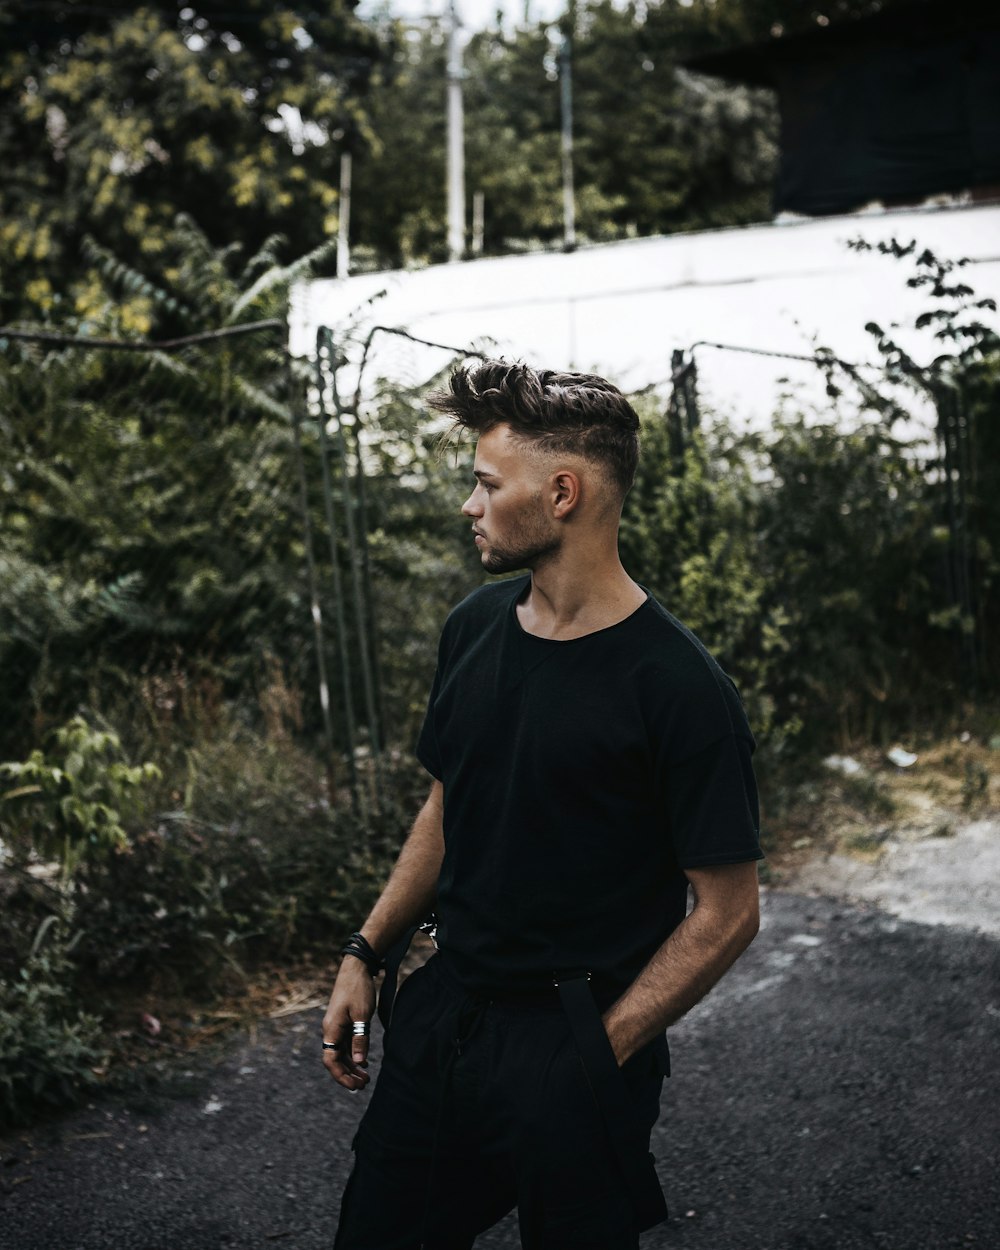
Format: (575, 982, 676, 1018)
(551, 469, 581, 519)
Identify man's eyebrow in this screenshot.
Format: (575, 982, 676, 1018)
(473, 469, 499, 481)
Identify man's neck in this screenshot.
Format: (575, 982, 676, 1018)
(515, 554, 647, 641)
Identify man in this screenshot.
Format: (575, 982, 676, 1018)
(323, 361, 762, 1249)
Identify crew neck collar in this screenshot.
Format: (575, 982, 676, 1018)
(509, 578, 651, 643)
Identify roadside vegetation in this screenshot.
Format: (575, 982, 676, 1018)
(1, 0, 997, 1131)
(2, 232, 998, 1127)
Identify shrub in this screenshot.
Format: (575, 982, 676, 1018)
(0, 915, 107, 1129)
(620, 407, 799, 761)
(71, 728, 407, 991)
(0, 715, 161, 877)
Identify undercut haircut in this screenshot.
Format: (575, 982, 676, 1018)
(429, 360, 641, 498)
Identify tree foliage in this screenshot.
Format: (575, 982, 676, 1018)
(350, 2, 781, 264)
(0, 0, 379, 323)
(0, 220, 336, 756)
(0, 0, 923, 305)
(345, 0, 916, 264)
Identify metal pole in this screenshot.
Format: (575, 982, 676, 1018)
(322, 329, 384, 784)
(337, 151, 352, 279)
(285, 354, 338, 803)
(341, 384, 387, 759)
(559, 9, 576, 253)
(447, 0, 466, 263)
(472, 190, 485, 257)
(313, 330, 360, 804)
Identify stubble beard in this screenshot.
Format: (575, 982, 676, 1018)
(479, 514, 561, 576)
(481, 537, 560, 575)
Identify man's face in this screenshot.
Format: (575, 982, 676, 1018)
(460, 424, 560, 575)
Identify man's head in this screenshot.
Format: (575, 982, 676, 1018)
(429, 360, 640, 574)
(430, 360, 640, 499)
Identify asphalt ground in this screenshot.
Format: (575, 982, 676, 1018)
(1, 888, 998, 1250)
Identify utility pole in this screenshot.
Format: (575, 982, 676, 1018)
(558, 1, 577, 252)
(337, 150, 352, 278)
(472, 190, 485, 256)
(446, 0, 466, 263)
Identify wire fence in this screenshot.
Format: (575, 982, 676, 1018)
(0, 310, 989, 825)
(317, 319, 985, 717)
(0, 320, 315, 765)
(0, 317, 482, 823)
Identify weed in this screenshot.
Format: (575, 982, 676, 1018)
(846, 828, 891, 853)
(0, 915, 108, 1129)
(961, 760, 990, 811)
(840, 771, 897, 819)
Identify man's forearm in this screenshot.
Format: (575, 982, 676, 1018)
(358, 779, 445, 956)
(603, 861, 760, 1065)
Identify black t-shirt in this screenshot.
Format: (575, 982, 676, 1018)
(416, 575, 762, 998)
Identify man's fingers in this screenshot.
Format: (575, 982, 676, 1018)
(351, 1025, 370, 1068)
(322, 967, 376, 1092)
(322, 1046, 371, 1090)
(321, 1007, 374, 1090)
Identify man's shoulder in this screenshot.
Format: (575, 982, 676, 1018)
(446, 576, 527, 627)
(635, 594, 725, 675)
(632, 595, 753, 742)
(439, 576, 526, 651)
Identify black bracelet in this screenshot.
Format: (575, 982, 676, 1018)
(339, 931, 385, 976)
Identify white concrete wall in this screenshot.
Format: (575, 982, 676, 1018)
(289, 201, 1000, 432)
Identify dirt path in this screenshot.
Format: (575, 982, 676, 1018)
(783, 815, 1000, 938)
(2, 884, 997, 1250)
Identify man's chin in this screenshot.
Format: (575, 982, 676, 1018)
(482, 553, 524, 576)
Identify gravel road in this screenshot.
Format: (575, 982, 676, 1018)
(2, 887, 998, 1250)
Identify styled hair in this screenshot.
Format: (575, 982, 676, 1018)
(429, 359, 640, 497)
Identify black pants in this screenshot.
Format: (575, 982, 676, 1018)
(333, 955, 669, 1250)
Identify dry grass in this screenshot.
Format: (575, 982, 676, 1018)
(763, 726, 1000, 880)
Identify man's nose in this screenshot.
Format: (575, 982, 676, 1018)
(461, 491, 482, 517)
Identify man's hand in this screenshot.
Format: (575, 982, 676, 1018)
(603, 860, 760, 1066)
(320, 779, 445, 1092)
(322, 956, 377, 1091)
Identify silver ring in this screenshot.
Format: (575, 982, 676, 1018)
(351, 1021, 370, 1037)
(322, 1040, 340, 1051)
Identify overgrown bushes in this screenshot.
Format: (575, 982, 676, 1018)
(0, 710, 415, 1127)
(626, 407, 964, 751)
(1, 233, 998, 1125)
(0, 921, 108, 1124)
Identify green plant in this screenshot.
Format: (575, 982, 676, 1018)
(620, 406, 799, 760)
(0, 715, 160, 876)
(71, 723, 407, 990)
(0, 916, 108, 1128)
(961, 759, 989, 811)
(840, 772, 897, 819)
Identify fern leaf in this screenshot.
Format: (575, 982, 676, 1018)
(81, 236, 184, 318)
(226, 237, 338, 325)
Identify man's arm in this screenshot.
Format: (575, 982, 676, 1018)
(602, 860, 760, 1067)
(322, 778, 444, 1091)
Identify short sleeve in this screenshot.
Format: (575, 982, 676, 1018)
(416, 613, 458, 781)
(415, 663, 444, 780)
(665, 732, 763, 868)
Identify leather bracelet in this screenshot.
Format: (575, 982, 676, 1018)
(339, 931, 385, 976)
